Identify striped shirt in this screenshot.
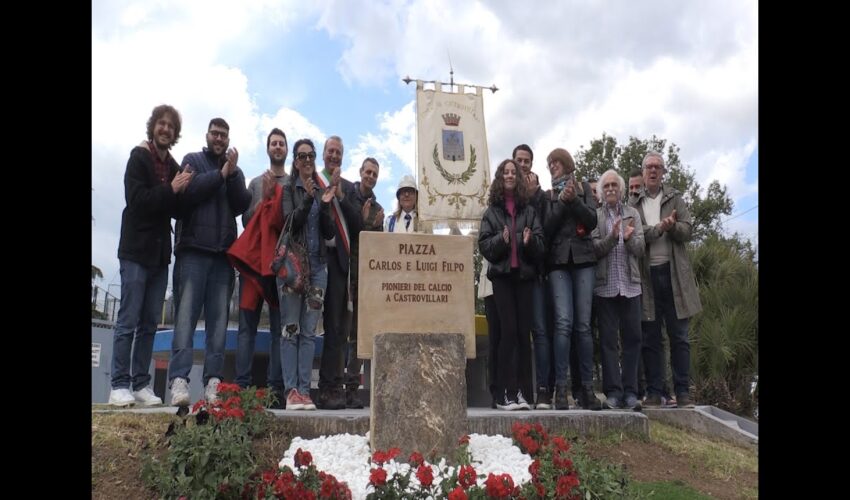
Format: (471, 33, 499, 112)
(595, 203, 641, 298)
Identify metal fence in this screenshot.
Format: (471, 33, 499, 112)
(91, 279, 259, 328)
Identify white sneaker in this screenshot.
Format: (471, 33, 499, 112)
(170, 378, 190, 407)
(205, 377, 221, 403)
(108, 388, 135, 407)
(516, 390, 531, 410)
(133, 386, 163, 406)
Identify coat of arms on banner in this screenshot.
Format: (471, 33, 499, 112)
(441, 113, 464, 161)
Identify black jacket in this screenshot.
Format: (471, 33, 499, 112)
(174, 148, 251, 255)
(478, 199, 544, 281)
(283, 177, 336, 261)
(540, 181, 598, 269)
(324, 176, 362, 274)
(117, 145, 179, 268)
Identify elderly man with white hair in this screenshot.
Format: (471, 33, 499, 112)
(591, 169, 645, 411)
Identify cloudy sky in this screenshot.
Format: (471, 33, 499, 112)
(92, 0, 758, 293)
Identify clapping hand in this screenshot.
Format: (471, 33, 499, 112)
(261, 171, 275, 199)
(623, 218, 635, 240)
(303, 176, 316, 197)
(657, 209, 677, 232)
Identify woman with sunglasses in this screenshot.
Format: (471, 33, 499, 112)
(277, 139, 336, 410)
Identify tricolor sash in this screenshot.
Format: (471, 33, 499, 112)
(316, 169, 351, 257)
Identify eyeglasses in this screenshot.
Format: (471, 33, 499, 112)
(296, 152, 316, 161)
(208, 130, 228, 139)
(644, 164, 664, 171)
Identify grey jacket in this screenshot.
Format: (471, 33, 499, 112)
(591, 203, 645, 289)
(630, 185, 702, 320)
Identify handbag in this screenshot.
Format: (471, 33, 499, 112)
(270, 214, 310, 294)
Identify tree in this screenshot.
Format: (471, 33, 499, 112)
(574, 134, 733, 240)
(689, 233, 758, 418)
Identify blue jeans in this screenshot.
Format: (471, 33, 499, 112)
(168, 250, 235, 385)
(111, 259, 168, 390)
(279, 263, 328, 395)
(530, 276, 552, 390)
(597, 295, 642, 399)
(642, 262, 691, 397)
(548, 266, 595, 387)
(235, 275, 283, 391)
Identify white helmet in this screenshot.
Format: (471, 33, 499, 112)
(396, 175, 417, 198)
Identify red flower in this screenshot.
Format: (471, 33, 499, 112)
(534, 481, 546, 497)
(448, 486, 468, 500)
(409, 451, 424, 467)
(369, 467, 387, 486)
(552, 436, 571, 452)
(529, 459, 541, 479)
(458, 434, 470, 445)
(556, 474, 580, 497)
(216, 382, 241, 394)
(261, 469, 276, 484)
(458, 464, 477, 488)
(295, 448, 313, 468)
(320, 476, 337, 498)
(371, 447, 401, 465)
(484, 473, 514, 498)
(416, 463, 434, 487)
(256, 388, 266, 399)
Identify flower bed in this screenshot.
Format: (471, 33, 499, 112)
(261, 422, 580, 499)
(144, 385, 587, 499)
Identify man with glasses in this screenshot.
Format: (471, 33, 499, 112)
(316, 136, 361, 410)
(630, 151, 702, 409)
(168, 118, 252, 407)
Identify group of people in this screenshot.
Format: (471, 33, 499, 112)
(478, 144, 702, 411)
(107, 104, 420, 410)
(106, 104, 700, 413)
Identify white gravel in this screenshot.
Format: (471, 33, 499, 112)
(280, 433, 533, 500)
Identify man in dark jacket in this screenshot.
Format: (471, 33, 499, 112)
(344, 157, 384, 408)
(109, 104, 192, 407)
(168, 118, 252, 407)
(315, 136, 362, 409)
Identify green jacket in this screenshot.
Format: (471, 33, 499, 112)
(630, 185, 702, 320)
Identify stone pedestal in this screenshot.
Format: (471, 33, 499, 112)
(370, 333, 467, 461)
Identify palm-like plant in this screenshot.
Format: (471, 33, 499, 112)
(689, 235, 758, 418)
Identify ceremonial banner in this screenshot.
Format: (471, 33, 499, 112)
(416, 81, 491, 231)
